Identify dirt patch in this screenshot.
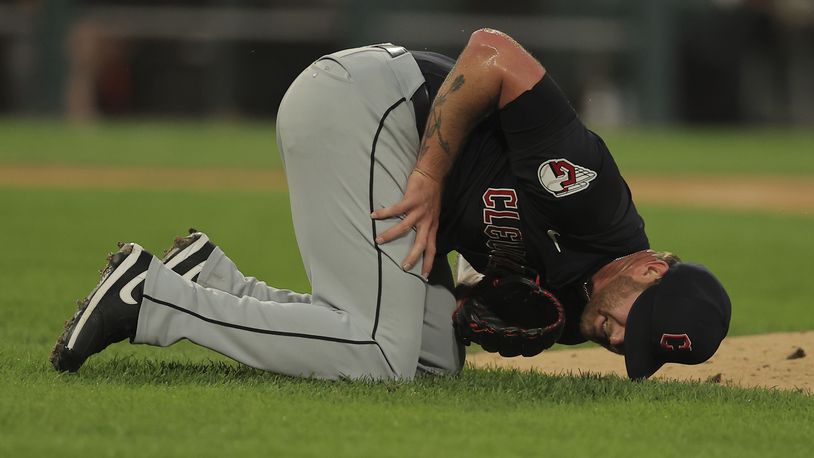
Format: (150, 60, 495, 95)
(1, 165, 813, 215)
(627, 175, 814, 216)
(468, 331, 814, 392)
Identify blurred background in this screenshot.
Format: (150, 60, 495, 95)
(0, 0, 812, 127)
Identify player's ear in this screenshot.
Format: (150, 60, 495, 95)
(633, 259, 669, 282)
(646, 260, 670, 280)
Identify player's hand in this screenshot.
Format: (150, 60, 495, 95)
(371, 169, 442, 279)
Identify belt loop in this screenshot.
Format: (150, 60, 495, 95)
(371, 43, 408, 57)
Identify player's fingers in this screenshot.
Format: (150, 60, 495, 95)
(370, 200, 410, 220)
(421, 240, 437, 280)
(375, 215, 419, 244)
(421, 223, 438, 279)
(402, 233, 427, 274)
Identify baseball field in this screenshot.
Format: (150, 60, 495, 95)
(1, 120, 812, 456)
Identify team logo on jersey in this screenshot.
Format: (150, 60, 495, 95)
(660, 333, 693, 351)
(537, 159, 597, 197)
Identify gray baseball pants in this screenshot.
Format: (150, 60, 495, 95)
(133, 46, 465, 380)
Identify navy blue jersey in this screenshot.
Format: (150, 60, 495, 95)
(411, 51, 649, 344)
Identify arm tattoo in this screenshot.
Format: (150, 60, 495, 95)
(418, 74, 466, 161)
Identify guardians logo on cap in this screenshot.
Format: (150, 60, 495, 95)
(624, 263, 731, 379)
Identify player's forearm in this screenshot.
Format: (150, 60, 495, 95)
(415, 29, 545, 181)
(414, 36, 501, 180)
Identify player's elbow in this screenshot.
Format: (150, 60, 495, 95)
(462, 29, 513, 81)
(466, 28, 545, 107)
(469, 28, 513, 50)
(466, 28, 511, 68)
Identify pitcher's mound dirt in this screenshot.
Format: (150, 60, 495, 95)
(468, 331, 814, 392)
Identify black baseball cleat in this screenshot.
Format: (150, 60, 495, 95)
(50, 243, 153, 373)
(161, 228, 216, 282)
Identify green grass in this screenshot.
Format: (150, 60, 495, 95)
(0, 188, 306, 348)
(1, 120, 813, 175)
(1, 123, 813, 457)
(600, 128, 814, 175)
(2, 357, 812, 457)
(0, 119, 281, 169)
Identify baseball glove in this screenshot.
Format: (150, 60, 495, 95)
(452, 258, 565, 357)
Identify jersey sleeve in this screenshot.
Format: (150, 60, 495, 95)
(498, 74, 579, 153)
(495, 74, 608, 205)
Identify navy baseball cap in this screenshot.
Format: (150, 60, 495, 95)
(624, 263, 731, 379)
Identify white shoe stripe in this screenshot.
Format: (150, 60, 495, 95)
(119, 272, 146, 305)
(165, 234, 209, 270)
(182, 262, 205, 282)
(66, 244, 143, 350)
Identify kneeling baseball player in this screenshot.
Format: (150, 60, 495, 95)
(50, 29, 731, 381)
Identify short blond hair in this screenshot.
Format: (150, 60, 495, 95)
(652, 250, 681, 267)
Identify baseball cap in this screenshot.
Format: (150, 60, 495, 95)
(624, 263, 731, 379)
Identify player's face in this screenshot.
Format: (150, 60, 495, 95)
(579, 275, 643, 354)
(580, 250, 671, 353)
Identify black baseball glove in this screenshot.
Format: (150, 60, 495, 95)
(452, 258, 565, 357)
